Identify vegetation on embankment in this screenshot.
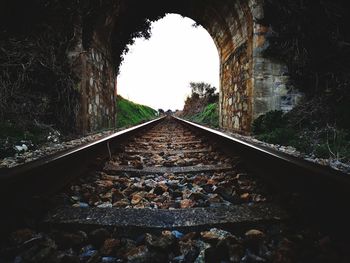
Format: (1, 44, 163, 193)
(252, 110, 350, 162)
(187, 103, 219, 128)
(116, 95, 158, 128)
(253, 1, 350, 163)
(181, 82, 219, 128)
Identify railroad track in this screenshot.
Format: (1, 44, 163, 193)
(0, 116, 349, 262)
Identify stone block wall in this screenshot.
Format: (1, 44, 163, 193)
(203, 0, 301, 133)
(221, 43, 252, 131)
(67, 0, 302, 134)
(251, 19, 302, 121)
(68, 12, 117, 134)
(84, 47, 116, 131)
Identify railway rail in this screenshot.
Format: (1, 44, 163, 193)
(0, 116, 349, 262)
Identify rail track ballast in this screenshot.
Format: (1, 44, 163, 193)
(0, 116, 349, 262)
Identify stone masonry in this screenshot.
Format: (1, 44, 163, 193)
(68, 0, 300, 134)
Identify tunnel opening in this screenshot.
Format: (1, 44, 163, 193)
(79, 0, 266, 134)
(116, 13, 220, 113)
(0, 0, 301, 137)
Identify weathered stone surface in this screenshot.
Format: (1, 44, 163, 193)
(103, 164, 233, 175)
(66, 0, 300, 134)
(44, 203, 287, 229)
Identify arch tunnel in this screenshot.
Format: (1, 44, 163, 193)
(62, 0, 300, 134)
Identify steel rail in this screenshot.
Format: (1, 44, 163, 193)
(0, 117, 166, 205)
(174, 116, 350, 232)
(1, 115, 349, 232)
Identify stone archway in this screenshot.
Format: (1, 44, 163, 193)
(69, 0, 298, 134)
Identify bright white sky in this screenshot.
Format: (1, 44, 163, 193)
(117, 14, 220, 111)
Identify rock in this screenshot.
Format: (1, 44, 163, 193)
(71, 196, 80, 202)
(163, 160, 175, 167)
(117, 238, 137, 257)
(125, 245, 150, 262)
(111, 189, 125, 202)
(131, 194, 143, 205)
(200, 228, 231, 243)
(170, 189, 183, 199)
(194, 240, 211, 263)
(95, 181, 114, 194)
(245, 229, 265, 252)
(213, 186, 235, 202)
(240, 193, 251, 202)
(89, 229, 110, 248)
(145, 232, 175, 251)
(180, 199, 194, 208)
(113, 199, 130, 208)
(245, 229, 265, 242)
(188, 192, 203, 201)
(101, 192, 113, 202)
(97, 203, 112, 208)
(14, 144, 28, 152)
(172, 230, 184, 239)
(179, 240, 199, 262)
(123, 186, 135, 196)
(72, 202, 89, 208)
(154, 184, 168, 195)
(131, 159, 143, 169)
(202, 184, 213, 193)
(144, 179, 157, 189)
(80, 245, 98, 260)
(207, 194, 223, 205)
(100, 238, 120, 256)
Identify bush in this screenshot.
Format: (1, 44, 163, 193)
(252, 110, 350, 162)
(252, 110, 287, 134)
(256, 127, 297, 145)
(189, 103, 219, 128)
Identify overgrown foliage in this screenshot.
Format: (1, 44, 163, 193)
(188, 103, 219, 128)
(182, 82, 219, 117)
(253, 0, 350, 162)
(182, 82, 219, 128)
(0, 0, 80, 133)
(253, 110, 350, 161)
(116, 96, 157, 128)
(262, 0, 350, 130)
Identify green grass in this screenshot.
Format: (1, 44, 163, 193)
(116, 95, 158, 128)
(252, 110, 350, 161)
(188, 103, 219, 128)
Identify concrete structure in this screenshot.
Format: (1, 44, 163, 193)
(68, 0, 300, 134)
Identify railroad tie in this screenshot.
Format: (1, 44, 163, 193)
(103, 163, 233, 175)
(44, 203, 288, 230)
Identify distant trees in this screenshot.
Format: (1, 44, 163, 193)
(158, 109, 165, 115)
(182, 82, 218, 117)
(189, 82, 218, 103)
